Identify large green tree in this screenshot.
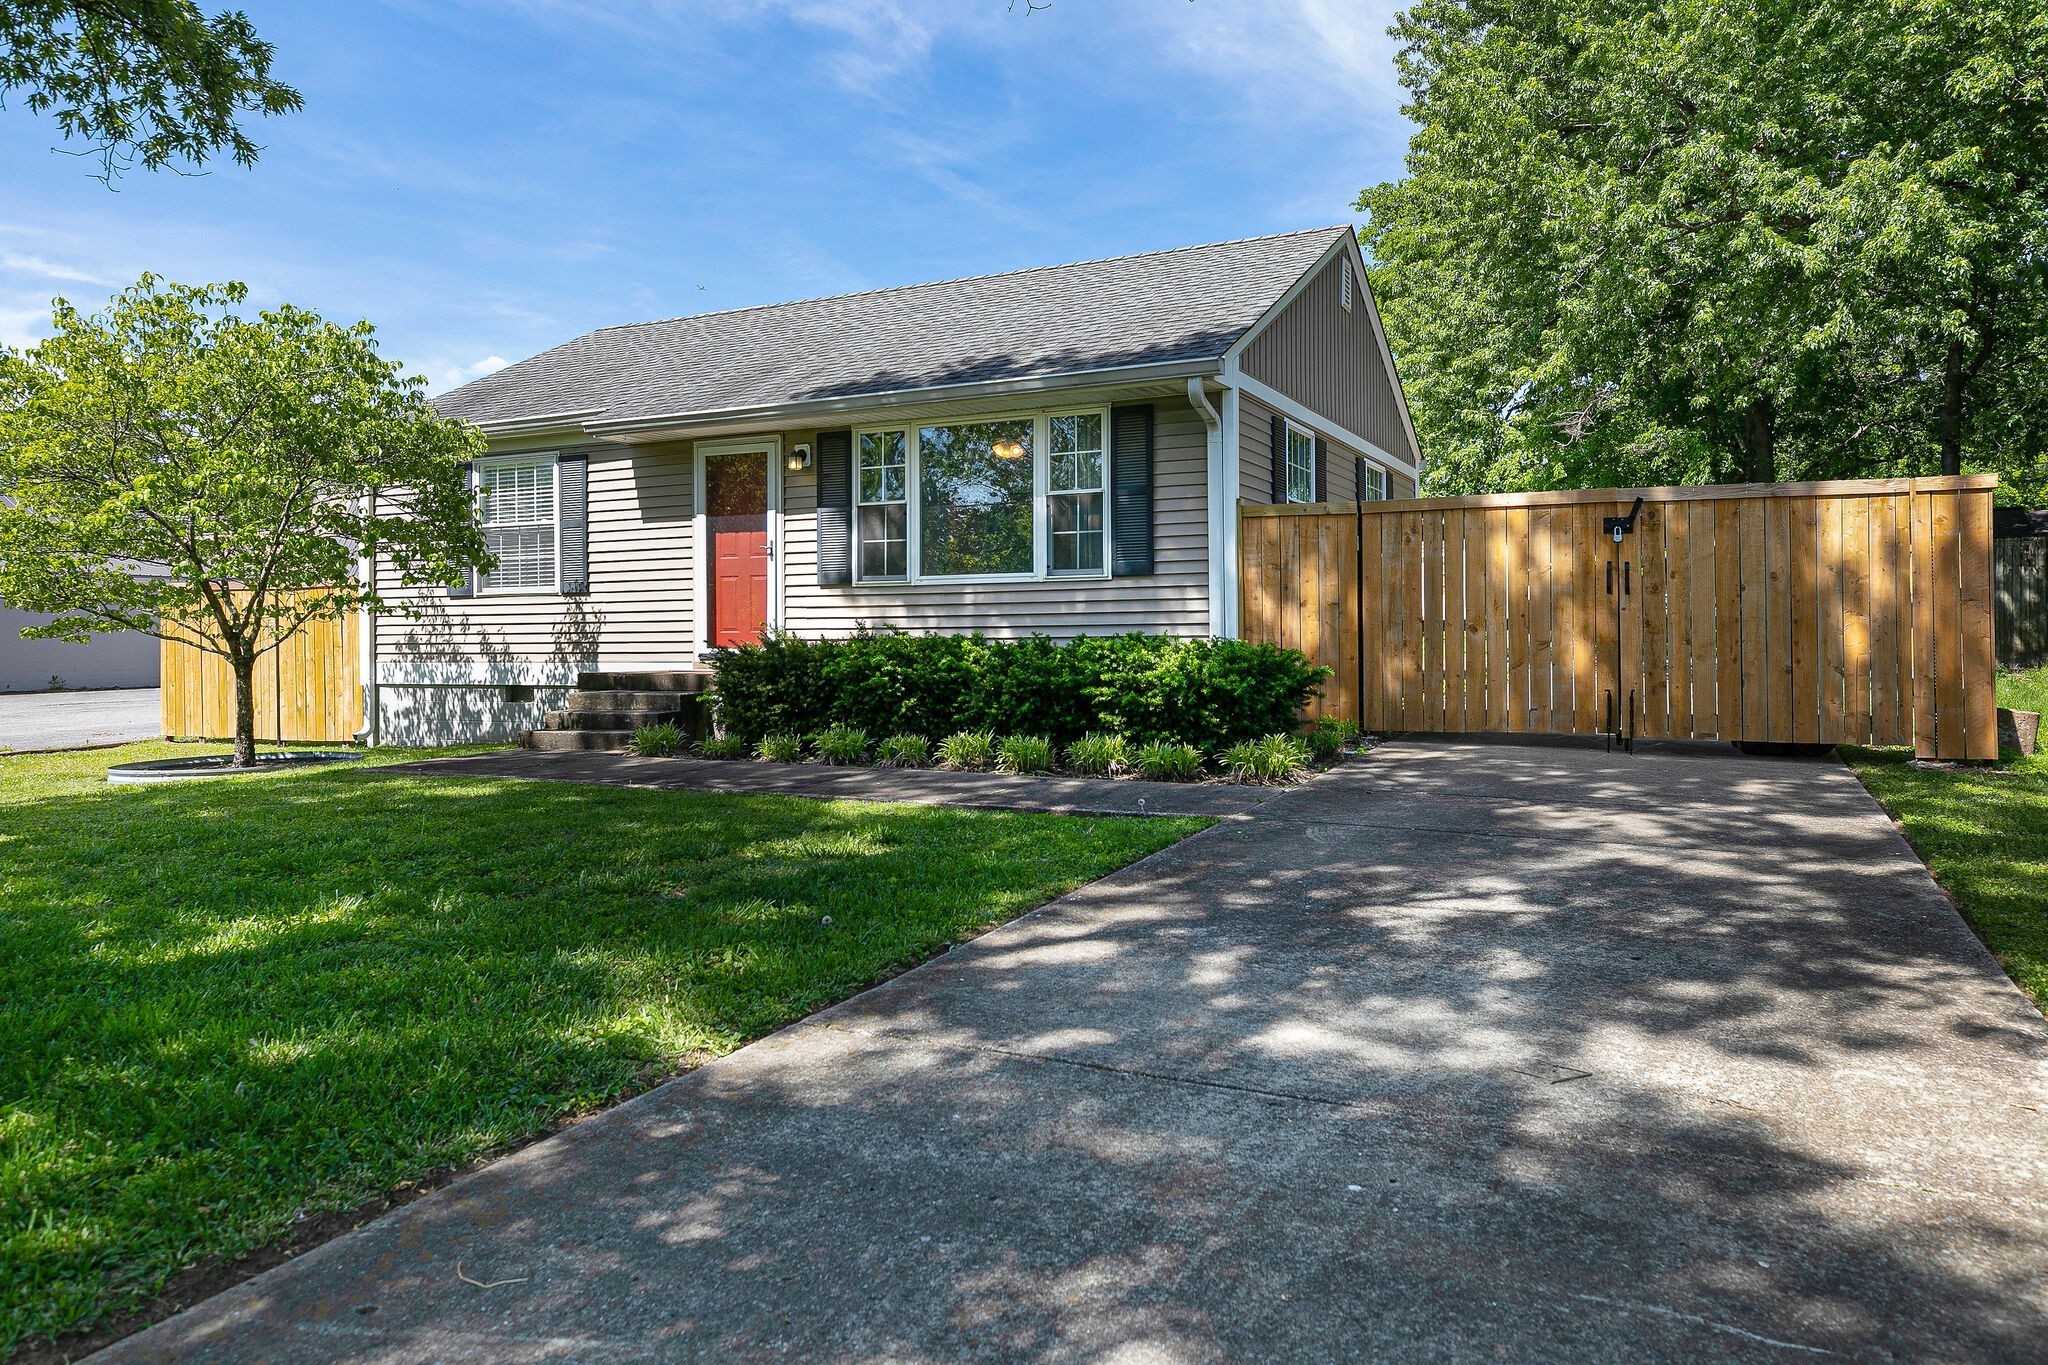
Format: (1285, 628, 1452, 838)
(0, 0, 299, 176)
(1358, 0, 2048, 501)
(0, 279, 488, 765)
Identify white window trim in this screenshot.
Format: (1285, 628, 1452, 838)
(851, 405, 1113, 586)
(691, 435, 782, 656)
(475, 451, 561, 596)
(1361, 461, 1389, 502)
(1282, 420, 1317, 505)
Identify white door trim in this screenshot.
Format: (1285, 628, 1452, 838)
(692, 435, 782, 656)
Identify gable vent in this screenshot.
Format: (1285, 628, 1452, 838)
(1340, 258, 1354, 312)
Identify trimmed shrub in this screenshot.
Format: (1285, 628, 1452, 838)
(708, 630, 1327, 749)
(1064, 732, 1131, 776)
(996, 734, 1054, 775)
(937, 729, 996, 771)
(812, 724, 870, 765)
(630, 722, 684, 757)
(1136, 741, 1205, 782)
(756, 732, 804, 763)
(696, 734, 751, 760)
(875, 733, 930, 768)
(1221, 733, 1312, 785)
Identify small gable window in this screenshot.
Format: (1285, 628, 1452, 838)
(1340, 258, 1354, 312)
(1361, 462, 1389, 502)
(476, 454, 558, 593)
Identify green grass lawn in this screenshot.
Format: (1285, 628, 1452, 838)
(1845, 669, 2048, 1013)
(0, 742, 1205, 1355)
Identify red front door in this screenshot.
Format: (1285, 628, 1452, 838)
(706, 451, 770, 647)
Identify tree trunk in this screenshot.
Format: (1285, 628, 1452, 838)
(1939, 338, 1965, 477)
(231, 654, 258, 767)
(1740, 397, 1775, 484)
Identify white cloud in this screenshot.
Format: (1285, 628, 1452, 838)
(429, 355, 510, 393)
(0, 303, 52, 350)
(1156, 0, 1405, 117)
(0, 252, 115, 285)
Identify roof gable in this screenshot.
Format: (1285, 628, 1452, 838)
(436, 227, 1351, 430)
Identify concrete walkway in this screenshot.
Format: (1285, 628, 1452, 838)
(379, 749, 1287, 818)
(104, 738, 2048, 1361)
(0, 687, 160, 753)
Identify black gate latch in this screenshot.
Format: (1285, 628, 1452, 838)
(1603, 495, 1645, 542)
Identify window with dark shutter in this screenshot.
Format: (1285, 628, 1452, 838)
(1312, 436, 1328, 503)
(1109, 403, 1153, 576)
(815, 428, 853, 585)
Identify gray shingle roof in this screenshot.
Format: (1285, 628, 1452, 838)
(434, 227, 1350, 430)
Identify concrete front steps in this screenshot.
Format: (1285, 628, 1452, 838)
(520, 670, 712, 752)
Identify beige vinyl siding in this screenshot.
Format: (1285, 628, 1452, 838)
(376, 439, 697, 672)
(1239, 252, 1413, 464)
(1238, 394, 1411, 504)
(782, 396, 1211, 639)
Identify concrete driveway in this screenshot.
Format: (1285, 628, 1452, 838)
(0, 687, 160, 753)
(104, 738, 2048, 1361)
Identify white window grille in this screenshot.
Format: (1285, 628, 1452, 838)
(477, 455, 558, 592)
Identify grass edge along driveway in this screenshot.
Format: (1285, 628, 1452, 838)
(1845, 667, 2048, 1013)
(0, 741, 1206, 1356)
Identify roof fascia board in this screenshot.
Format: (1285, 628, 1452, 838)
(1220, 229, 1352, 366)
(1225, 370, 1419, 479)
(580, 357, 1223, 440)
(1347, 234, 1426, 468)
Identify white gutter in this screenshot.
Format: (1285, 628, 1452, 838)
(582, 357, 1224, 440)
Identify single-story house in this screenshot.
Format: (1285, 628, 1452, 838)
(372, 226, 1420, 745)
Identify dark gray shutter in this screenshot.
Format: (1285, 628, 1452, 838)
(448, 460, 475, 598)
(816, 429, 853, 586)
(1269, 412, 1288, 503)
(558, 452, 589, 594)
(1110, 403, 1154, 576)
(1313, 436, 1329, 503)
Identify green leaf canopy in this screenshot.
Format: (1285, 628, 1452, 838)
(1359, 0, 2048, 501)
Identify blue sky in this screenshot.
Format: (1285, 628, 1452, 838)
(0, 0, 1411, 392)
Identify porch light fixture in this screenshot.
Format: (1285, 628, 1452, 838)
(991, 438, 1027, 460)
(786, 443, 813, 472)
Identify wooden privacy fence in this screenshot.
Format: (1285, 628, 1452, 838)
(161, 595, 362, 742)
(1242, 475, 1999, 760)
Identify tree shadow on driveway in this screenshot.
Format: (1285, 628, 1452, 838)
(106, 739, 2048, 1362)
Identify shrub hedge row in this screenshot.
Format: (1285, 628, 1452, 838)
(708, 631, 1329, 750)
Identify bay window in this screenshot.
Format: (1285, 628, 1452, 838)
(852, 409, 1111, 583)
(477, 453, 558, 592)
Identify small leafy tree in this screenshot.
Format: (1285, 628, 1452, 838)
(1, 1, 301, 178)
(0, 277, 489, 765)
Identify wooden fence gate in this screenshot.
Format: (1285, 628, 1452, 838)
(161, 596, 363, 743)
(1241, 475, 1999, 760)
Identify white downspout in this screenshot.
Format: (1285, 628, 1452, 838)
(356, 491, 380, 746)
(1189, 375, 1241, 639)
